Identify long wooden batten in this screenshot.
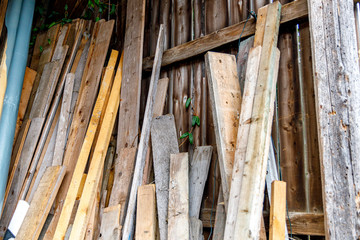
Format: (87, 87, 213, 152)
(142, 0, 308, 70)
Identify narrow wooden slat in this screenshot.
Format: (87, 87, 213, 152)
(212, 187, 225, 240)
(14, 68, 37, 141)
(205, 51, 242, 211)
(190, 217, 203, 240)
(30, 32, 46, 70)
(224, 46, 262, 240)
(99, 204, 122, 240)
(269, 181, 286, 240)
(16, 166, 66, 240)
(135, 184, 156, 240)
(142, 0, 308, 70)
(234, 2, 281, 238)
(189, 146, 212, 218)
(68, 37, 122, 240)
(52, 73, 74, 165)
(121, 25, 165, 240)
(53, 49, 118, 240)
(168, 153, 190, 240)
(117, 0, 146, 149)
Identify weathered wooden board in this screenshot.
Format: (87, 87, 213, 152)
(212, 187, 225, 240)
(121, 25, 165, 240)
(48, 20, 113, 239)
(224, 46, 262, 240)
(190, 217, 203, 240)
(143, 0, 307, 70)
(269, 181, 286, 240)
(150, 114, 179, 240)
(234, 2, 281, 239)
(135, 184, 156, 240)
(205, 51, 242, 210)
(68, 34, 122, 240)
(189, 146, 212, 218)
(16, 166, 66, 240)
(117, 0, 146, 149)
(168, 153, 189, 240)
(307, 0, 360, 238)
(53, 49, 118, 240)
(52, 73, 74, 165)
(99, 204, 122, 240)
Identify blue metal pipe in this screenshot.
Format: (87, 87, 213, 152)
(4, 0, 24, 69)
(0, 0, 35, 212)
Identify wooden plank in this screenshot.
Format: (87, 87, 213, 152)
(14, 68, 37, 141)
(224, 46, 262, 240)
(269, 181, 286, 240)
(168, 152, 190, 240)
(30, 32, 46, 70)
(135, 184, 156, 240)
(212, 187, 225, 240)
(121, 25, 165, 240)
(190, 217, 203, 240)
(99, 204, 122, 240)
(48, 20, 114, 239)
(189, 146, 212, 218)
(108, 147, 136, 225)
(53, 49, 118, 240)
(234, 2, 281, 239)
(116, 0, 146, 149)
(68, 35, 122, 240)
(16, 166, 66, 240)
(205, 51, 242, 211)
(52, 73, 74, 165)
(0, 117, 45, 233)
(143, 0, 308, 70)
(0, 39, 6, 120)
(150, 114, 179, 240)
(142, 77, 169, 184)
(307, 0, 360, 238)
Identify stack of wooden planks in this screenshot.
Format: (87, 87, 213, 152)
(0, 1, 299, 239)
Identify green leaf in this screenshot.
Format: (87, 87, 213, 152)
(110, 4, 116, 15)
(47, 38, 51, 45)
(88, 0, 95, 8)
(192, 115, 200, 127)
(180, 132, 189, 139)
(95, 16, 100, 22)
(32, 27, 38, 32)
(64, 4, 68, 11)
(39, 46, 44, 53)
(189, 133, 194, 144)
(185, 98, 191, 108)
(48, 22, 58, 28)
(99, 7, 103, 13)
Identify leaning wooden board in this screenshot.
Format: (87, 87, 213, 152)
(16, 166, 66, 240)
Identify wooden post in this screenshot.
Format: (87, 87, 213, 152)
(307, 0, 360, 238)
(269, 181, 286, 240)
(168, 153, 190, 240)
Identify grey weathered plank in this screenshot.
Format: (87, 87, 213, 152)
(151, 114, 179, 240)
(189, 146, 212, 218)
(307, 0, 360, 238)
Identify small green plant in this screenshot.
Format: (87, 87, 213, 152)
(179, 98, 201, 146)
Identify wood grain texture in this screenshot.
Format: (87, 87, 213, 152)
(143, 0, 308, 70)
(135, 184, 156, 240)
(52, 73, 74, 165)
(269, 181, 286, 240)
(16, 166, 66, 240)
(52, 49, 118, 240)
(117, 0, 146, 149)
(189, 146, 212, 218)
(234, 2, 281, 238)
(224, 46, 262, 240)
(168, 153, 190, 240)
(205, 51, 242, 210)
(121, 25, 165, 240)
(99, 204, 122, 240)
(307, 0, 360, 238)
(151, 114, 179, 240)
(190, 217, 203, 240)
(50, 21, 114, 239)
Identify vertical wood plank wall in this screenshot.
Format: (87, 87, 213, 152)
(142, 0, 323, 232)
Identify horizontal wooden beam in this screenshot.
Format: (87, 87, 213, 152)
(142, 0, 308, 70)
(200, 208, 325, 236)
